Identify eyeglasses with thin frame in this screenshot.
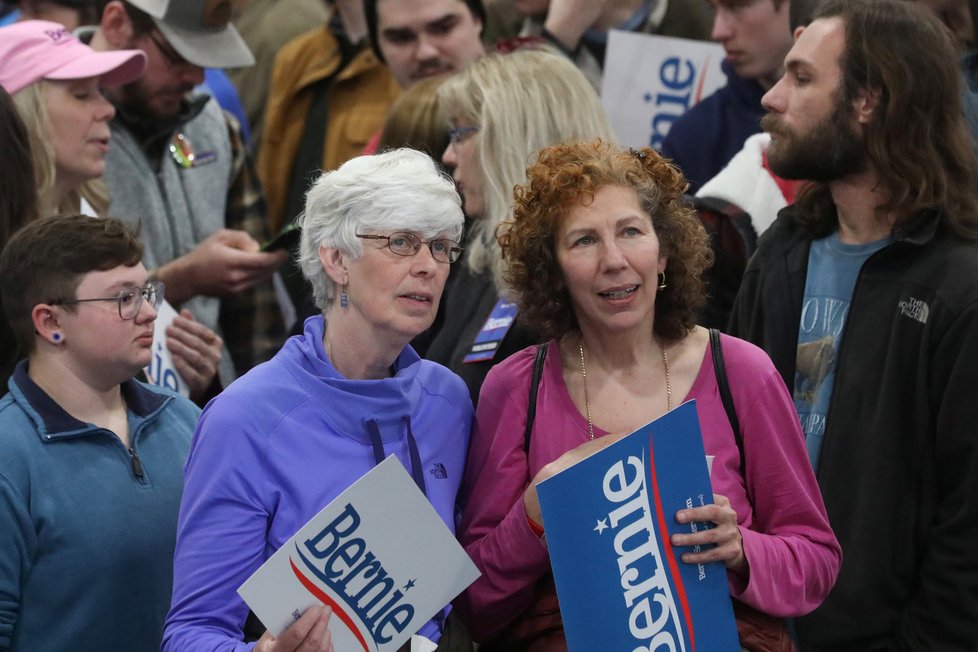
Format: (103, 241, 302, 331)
(356, 232, 463, 264)
(447, 126, 480, 145)
(51, 281, 166, 320)
(148, 30, 193, 69)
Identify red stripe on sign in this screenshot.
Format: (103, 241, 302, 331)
(289, 557, 373, 652)
(646, 437, 696, 650)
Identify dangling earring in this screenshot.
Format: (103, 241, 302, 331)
(51, 332, 62, 343)
(658, 272, 667, 291)
(339, 286, 349, 309)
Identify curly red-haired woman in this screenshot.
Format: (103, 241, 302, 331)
(456, 140, 841, 650)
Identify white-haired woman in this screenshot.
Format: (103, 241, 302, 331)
(428, 48, 617, 406)
(163, 149, 473, 652)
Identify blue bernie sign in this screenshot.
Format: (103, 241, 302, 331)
(537, 400, 739, 651)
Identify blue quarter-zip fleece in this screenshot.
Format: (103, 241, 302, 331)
(0, 361, 200, 651)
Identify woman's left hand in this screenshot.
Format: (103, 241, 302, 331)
(166, 309, 222, 402)
(670, 493, 748, 576)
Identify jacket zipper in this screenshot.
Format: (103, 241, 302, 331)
(128, 447, 145, 479)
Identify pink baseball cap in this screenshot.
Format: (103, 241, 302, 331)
(0, 20, 147, 95)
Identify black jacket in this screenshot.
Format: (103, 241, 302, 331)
(729, 207, 978, 651)
(425, 263, 537, 408)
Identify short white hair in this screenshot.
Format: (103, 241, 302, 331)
(298, 148, 464, 312)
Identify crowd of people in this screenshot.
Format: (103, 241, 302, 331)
(1, 0, 977, 651)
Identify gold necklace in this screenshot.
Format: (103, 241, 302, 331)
(578, 339, 672, 440)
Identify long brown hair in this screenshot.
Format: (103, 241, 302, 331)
(0, 86, 38, 249)
(795, 0, 978, 241)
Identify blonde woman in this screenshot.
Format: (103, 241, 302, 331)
(0, 20, 221, 402)
(428, 48, 616, 405)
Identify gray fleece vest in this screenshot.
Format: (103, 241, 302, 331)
(104, 97, 236, 384)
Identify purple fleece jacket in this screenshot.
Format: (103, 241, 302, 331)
(163, 316, 473, 651)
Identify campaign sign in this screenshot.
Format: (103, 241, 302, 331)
(238, 456, 481, 652)
(537, 401, 739, 651)
(143, 299, 189, 397)
(601, 30, 727, 150)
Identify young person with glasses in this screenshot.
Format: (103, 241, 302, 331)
(0, 214, 201, 651)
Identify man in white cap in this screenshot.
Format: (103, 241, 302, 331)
(88, 0, 286, 385)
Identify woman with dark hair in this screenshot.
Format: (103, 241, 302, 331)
(0, 86, 36, 246)
(457, 140, 841, 649)
(0, 85, 38, 392)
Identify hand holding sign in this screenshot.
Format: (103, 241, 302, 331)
(673, 493, 748, 574)
(255, 605, 334, 652)
(237, 457, 480, 652)
(535, 401, 740, 651)
(523, 430, 632, 527)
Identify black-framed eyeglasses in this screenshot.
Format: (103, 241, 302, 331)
(148, 30, 193, 69)
(447, 126, 480, 145)
(51, 281, 165, 320)
(356, 232, 463, 264)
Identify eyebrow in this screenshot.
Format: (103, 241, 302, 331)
(102, 280, 145, 294)
(429, 14, 459, 29)
(562, 215, 648, 237)
(785, 59, 815, 75)
(381, 11, 461, 37)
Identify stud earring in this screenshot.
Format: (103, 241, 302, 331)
(51, 332, 62, 343)
(658, 272, 667, 291)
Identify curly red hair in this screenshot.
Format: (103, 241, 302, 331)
(497, 139, 712, 342)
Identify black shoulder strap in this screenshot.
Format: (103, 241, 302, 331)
(709, 328, 747, 484)
(523, 342, 550, 454)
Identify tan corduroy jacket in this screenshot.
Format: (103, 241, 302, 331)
(259, 26, 400, 231)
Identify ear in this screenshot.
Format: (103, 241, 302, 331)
(318, 245, 349, 287)
(31, 304, 64, 345)
(98, 0, 137, 49)
(852, 86, 881, 124)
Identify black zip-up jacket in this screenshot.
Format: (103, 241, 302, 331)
(729, 206, 978, 651)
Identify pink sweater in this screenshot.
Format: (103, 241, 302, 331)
(456, 333, 841, 641)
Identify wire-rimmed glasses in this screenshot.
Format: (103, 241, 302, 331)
(51, 281, 165, 320)
(356, 232, 463, 264)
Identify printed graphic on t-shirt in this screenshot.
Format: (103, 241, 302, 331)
(794, 298, 846, 469)
(794, 232, 888, 469)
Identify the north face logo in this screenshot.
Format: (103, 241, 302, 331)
(429, 463, 448, 479)
(898, 297, 929, 324)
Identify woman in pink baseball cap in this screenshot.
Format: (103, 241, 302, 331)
(0, 19, 145, 215)
(0, 20, 223, 404)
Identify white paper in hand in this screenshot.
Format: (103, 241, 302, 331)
(143, 300, 189, 396)
(237, 456, 480, 652)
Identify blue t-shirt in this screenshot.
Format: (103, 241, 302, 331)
(795, 231, 888, 469)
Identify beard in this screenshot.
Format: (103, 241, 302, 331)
(762, 97, 866, 183)
(113, 77, 194, 125)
